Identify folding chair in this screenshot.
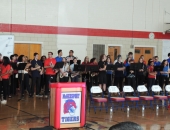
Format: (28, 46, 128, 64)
(108, 86, 125, 112)
(89, 86, 108, 113)
(123, 86, 140, 110)
(152, 85, 168, 108)
(137, 85, 154, 109)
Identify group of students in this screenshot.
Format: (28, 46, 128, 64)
(0, 50, 170, 104)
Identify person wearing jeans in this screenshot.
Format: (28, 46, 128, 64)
(31, 53, 43, 97)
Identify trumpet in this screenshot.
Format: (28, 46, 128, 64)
(60, 72, 68, 78)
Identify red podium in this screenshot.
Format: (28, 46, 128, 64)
(49, 82, 86, 129)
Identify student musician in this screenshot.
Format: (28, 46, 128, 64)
(114, 55, 125, 92)
(70, 57, 79, 82)
(10, 54, 18, 96)
(98, 54, 107, 95)
(167, 53, 170, 78)
(60, 57, 69, 82)
(0, 56, 12, 104)
(124, 57, 131, 85)
(137, 57, 147, 86)
(66, 50, 75, 63)
(17, 55, 31, 98)
(160, 60, 169, 90)
(154, 56, 161, 85)
(81, 56, 90, 82)
(44, 52, 57, 98)
(106, 57, 113, 88)
(40, 55, 46, 90)
(147, 60, 157, 91)
(30, 53, 43, 97)
(139, 55, 146, 65)
(90, 58, 98, 86)
(55, 50, 63, 62)
(124, 52, 133, 64)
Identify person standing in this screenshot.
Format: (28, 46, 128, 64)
(30, 53, 43, 97)
(55, 50, 63, 62)
(59, 57, 69, 82)
(154, 56, 161, 85)
(0, 56, 13, 104)
(106, 57, 113, 89)
(44, 52, 57, 98)
(66, 50, 75, 63)
(40, 55, 46, 91)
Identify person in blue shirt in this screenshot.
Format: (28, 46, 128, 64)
(160, 60, 169, 90)
(154, 56, 161, 85)
(55, 50, 63, 62)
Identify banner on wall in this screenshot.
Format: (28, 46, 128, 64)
(162, 40, 170, 60)
(60, 92, 81, 124)
(0, 35, 14, 58)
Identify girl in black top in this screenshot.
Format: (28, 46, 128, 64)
(98, 54, 107, 95)
(137, 58, 147, 86)
(114, 55, 125, 92)
(40, 55, 46, 90)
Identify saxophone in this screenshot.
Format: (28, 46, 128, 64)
(35, 62, 41, 71)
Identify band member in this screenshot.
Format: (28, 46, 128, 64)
(10, 54, 18, 96)
(124, 52, 133, 64)
(106, 57, 113, 88)
(137, 57, 147, 86)
(0, 53, 2, 62)
(90, 58, 98, 86)
(126, 59, 136, 91)
(30, 53, 43, 97)
(82, 56, 90, 82)
(124, 57, 131, 85)
(139, 55, 146, 65)
(114, 55, 125, 92)
(14, 54, 18, 62)
(98, 54, 107, 94)
(70, 57, 79, 82)
(44, 52, 57, 98)
(66, 50, 75, 63)
(60, 57, 69, 82)
(0, 56, 13, 104)
(40, 55, 46, 90)
(17, 55, 31, 99)
(55, 50, 63, 62)
(167, 53, 170, 78)
(147, 60, 157, 91)
(154, 56, 161, 85)
(160, 60, 169, 90)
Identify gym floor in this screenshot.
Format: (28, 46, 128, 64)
(0, 95, 170, 130)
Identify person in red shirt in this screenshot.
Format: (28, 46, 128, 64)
(44, 52, 57, 98)
(0, 56, 12, 104)
(147, 60, 157, 91)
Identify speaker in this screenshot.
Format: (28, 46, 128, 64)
(29, 126, 53, 130)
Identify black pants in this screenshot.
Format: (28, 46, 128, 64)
(147, 78, 155, 91)
(10, 74, 18, 95)
(90, 75, 98, 86)
(137, 75, 145, 86)
(40, 74, 46, 89)
(31, 77, 41, 95)
(155, 75, 160, 85)
(127, 77, 136, 91)
(1, 79, 9, 100)
(106, 74, 112, 88)
(82, 73, 89, 82)
(71, 75, 79, 82)
(18, 73, 30, 96)
(45, 75, 56, 95)
(114, 77, 124, 91)
(159, 75, 169, 90)
(60, 77, 69, 82)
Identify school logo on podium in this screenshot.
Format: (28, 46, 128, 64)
(61, 92, 81, 124)
(64, 99, 77, 116)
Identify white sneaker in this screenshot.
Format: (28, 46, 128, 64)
(1, 100, 7, 105)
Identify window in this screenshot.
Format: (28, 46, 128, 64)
(145, 50, 151, 54)
(93, 44, 105, 61)
(135, 49, 140, 54)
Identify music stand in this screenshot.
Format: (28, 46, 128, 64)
(70, 60, 81, 65)
(106, 64, 117, 85)
(154, 66, 164, 72)
(11, 62, 17, 95)
(17, 63, 27, 101)
(74, 64, 86, 72)
(53, 62, 64, 69)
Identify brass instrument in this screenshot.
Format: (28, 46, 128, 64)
(71, 72, 79, 78)
(91, 72, 98, 77)
(60, 72, 68, 78)
(35, 62, 41, 71)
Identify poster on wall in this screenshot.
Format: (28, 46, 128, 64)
(162, 40, 170, 60)
(60, 92, 81, 124)
(0, 35, 14, 58)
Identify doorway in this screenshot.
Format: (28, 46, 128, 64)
(14, 43, 42, 60)
(108, 46, 120, 63)
(134, 47, 153, 63)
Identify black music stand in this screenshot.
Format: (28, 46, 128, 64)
(73, 64, 86, 72)
(17, 63, 27, 101)
(106, 64, 117, 85)
(11, 62, 17, 95)
(53, 62, 64, 69)
(70, 60, 81, 65)
(86, 65, 99, 86)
